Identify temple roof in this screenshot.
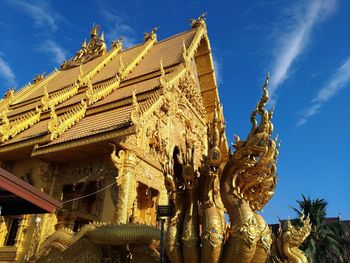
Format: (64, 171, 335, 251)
(0, 19, 227, 161)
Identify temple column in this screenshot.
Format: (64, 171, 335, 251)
(0, 217, 7, 246)
(112, 149, 137, 224)
(14, 215, 31, 261)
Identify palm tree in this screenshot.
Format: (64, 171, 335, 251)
(292, 195, 349, 263)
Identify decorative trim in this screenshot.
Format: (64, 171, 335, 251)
(48, 100, 88, 140)
(41, 84, 78, 111)
(31, 125, 136, 156)
(12, 70, 60, 105)
(0, 107, 42, 142)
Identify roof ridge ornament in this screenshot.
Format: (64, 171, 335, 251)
(190, 13, 207, 28)
(130, 90, 141, 126)
(61, 24, 108, 70)
(33, 72, 45, 83)
(112, 36, 123, 50)
(144, 26, 159, 42)
(0, 106, 42, 142)
(48, 99, 88, 140)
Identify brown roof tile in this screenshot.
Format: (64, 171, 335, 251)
(40, 92, 160, 147)
(125, 28, 196, 80)
(1, 119, 49, 146)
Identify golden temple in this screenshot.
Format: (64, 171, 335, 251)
(0, 15, 310, 263)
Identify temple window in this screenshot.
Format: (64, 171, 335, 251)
(3, 216, 20, 246)
(135, 183, 159, 226)
(58, 180, 104, 230)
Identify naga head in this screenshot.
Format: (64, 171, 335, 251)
(230, 74, 280, 211)
(178, 129, 197, 191)
(282, 212, 312, 248)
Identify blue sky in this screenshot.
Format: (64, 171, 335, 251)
(0, 0, 349, 223)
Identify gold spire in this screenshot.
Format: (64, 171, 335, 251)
(99, 32, 105, 42)
(90, 24, 99, 37)
(81, 39, 87, 48)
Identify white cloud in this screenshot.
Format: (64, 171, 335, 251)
(7, 0, 66, 66)
(100, 9, 136, 48)
(37, 40, 67, 65)
(269, 0, 337, 100)
(0, 57, 17, 87)
(213, 57, 223, 85)
(297, 56, 350, 126)
(10, 0, 59, 32)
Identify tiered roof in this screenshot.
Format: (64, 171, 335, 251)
(0, 18, 225, 161)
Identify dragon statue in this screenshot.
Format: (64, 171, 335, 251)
(269, 213, 312, 263)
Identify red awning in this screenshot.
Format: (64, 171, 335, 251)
(0, 167, 62, 215)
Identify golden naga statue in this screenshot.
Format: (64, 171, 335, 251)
(162, 74, 310, 263)
(269, 213, 312, 263)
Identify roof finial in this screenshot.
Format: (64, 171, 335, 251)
(81, 39, 87, 48)
(144, 26, 159, 42)
(90, 24, 100, 37)
(99, 32, 105, 42)
(190, 12, 207, 28)
(112, 36, 123, 50)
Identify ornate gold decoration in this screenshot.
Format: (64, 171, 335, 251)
(0, 217, 7, 246)
(144, 27, 159, 42)
(229, 74, 278, 211)
(41, 84, 79, 111)
(85, 28, 156, 106)
(190, 13, 207, 28)
(0, 19, 307, 263)
(177, 71, 206, 118)
(48, 99, 87, 140)
(86, 76, 121, 105)
(111, 146, 138, 223)
(0, 107, 42, 142)
(238, 216, 259, 245)
(131, 90, 141, 126)
(3, 88, 15, 102)
(219, 74, 279, 263)
(45, 35, 123, 110)
(269, 213, 311, 263)
(281, 215, 311, 263)
(61, 25, 107, 70)
(33, 223, 161, 262)
(0, 88, 15, 112)
(13, 69, 60, 104)
(33, 72, 45, 83)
